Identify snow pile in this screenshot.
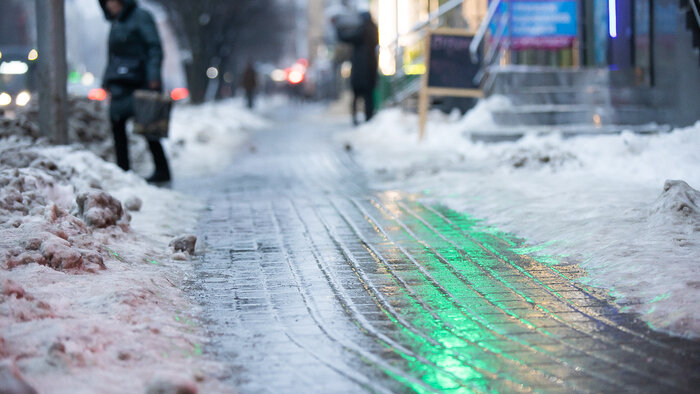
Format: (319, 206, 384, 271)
(0, 138, 231, 393)
(3, 96, 270, 179)
(0, 142, 119, 273)
(341, 108, 478, 181)
(340, 107, 700, 337)
(75, 190, 130, 229)
(167, 98, 270, 176)
(499, 133, 580, 169)
(651, 180, 700, 228)
(457, 95, 508, 131)
(3, 97, 154, 176)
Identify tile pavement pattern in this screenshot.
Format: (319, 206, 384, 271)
(178, 117, 700, 393)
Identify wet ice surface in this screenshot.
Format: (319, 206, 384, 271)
(339, 106, 700, 337)
(0, 97, 268, 392)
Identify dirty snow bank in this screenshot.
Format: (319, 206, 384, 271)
(4, 97, 155, 177)
(339, 107, 700, 338)
(0, 137, 231, 393)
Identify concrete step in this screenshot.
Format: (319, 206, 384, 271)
(467, 123, 672, 143)
(490, 105, 663, 126)
(484, 66, 671, 128)
(488, 66, 610, 94)
(504, 87, 609, 106)
(505, 86, 663, 107)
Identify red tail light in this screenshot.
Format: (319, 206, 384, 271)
(88, 88, 107, 101)
(170, 88, 189, 101)
(286, 70, 304, 85)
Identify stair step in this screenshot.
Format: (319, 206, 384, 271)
(490, 105, 662, 126)
(467, 123, 672, 143)
(488, 66, 610, 93)
(503, 87, 660, 106)
(506, 90, 609, 106)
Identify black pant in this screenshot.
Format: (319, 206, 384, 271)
(112, 119, 130, 171)
(111, 119, 170, 177)
(245, 90, 255, 109)
(352, 88, 374, 124)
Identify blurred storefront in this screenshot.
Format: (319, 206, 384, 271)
(372, 0, 700, 126)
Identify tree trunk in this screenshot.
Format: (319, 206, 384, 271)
(185, 55, 208, 104)
(35, 0, 68, 144)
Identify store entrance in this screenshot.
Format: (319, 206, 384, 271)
(582, 0, 653, 85)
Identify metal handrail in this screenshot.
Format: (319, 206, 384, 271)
(469, 0, 504, 62)
(475, 9, 510, 92)
(384, 0, 464, 51)
(691, 0, 700, 30)
(482, 11, 509, 67)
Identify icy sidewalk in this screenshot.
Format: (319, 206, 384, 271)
(338, 106, 700, 338)
(177, 108, 699, 392)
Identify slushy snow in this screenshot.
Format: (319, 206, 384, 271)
(0, 98, 265, 392)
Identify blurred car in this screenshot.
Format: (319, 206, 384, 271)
(0, 46, 38, 116)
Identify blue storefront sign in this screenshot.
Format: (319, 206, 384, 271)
(491, 0, 578, 49)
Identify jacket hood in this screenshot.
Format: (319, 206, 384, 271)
(99, 0, 137, 21)
(359, 11, 372, 23)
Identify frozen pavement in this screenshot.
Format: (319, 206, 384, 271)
(175, 107, 700, 393)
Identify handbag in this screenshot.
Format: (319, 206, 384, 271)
(133, 90, 172, 138)
(105, 56, 145, 86)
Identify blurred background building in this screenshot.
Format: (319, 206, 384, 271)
(1, 0, 698, 127)
(365, 0, 700, 128)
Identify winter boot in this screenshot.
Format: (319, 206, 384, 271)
(146, 139, 171, 183)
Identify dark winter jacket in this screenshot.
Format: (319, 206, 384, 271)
(99, 0, 163, 120)
(338, 12, 378, 92)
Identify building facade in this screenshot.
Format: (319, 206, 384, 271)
(374, 0, 700, 126)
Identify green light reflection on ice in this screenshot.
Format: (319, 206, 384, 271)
(363, 200, 588, 392)
(428, 205, 571, 303)
(649, 292, 670, 303)
(373, 279, 494, 392)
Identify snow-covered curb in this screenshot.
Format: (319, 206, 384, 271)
(0, 139, 234, 393)
(339, 106, 700, 338)
(0, 97, 271, 392)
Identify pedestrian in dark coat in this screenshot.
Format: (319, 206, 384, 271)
(99, 0, 171, 183)
(337, 11, 379, 125)
(241, 62, 257, 109)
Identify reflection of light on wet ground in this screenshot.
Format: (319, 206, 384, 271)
(593, 114, 602, 128)
(345, 192, 700, 391)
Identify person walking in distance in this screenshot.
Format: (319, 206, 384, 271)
(336, 11, 379, 125)
(241, 61, 258, 109)
(100, 0, 171, 183)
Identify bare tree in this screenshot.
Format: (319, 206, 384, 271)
(150, 0, 291, 103)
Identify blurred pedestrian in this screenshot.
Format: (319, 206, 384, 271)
(241, 62, 258, 109)
(336, 11, 378, 125)
(100, 0, 171, 183)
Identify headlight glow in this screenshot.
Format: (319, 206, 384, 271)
(0, 92, 11, 106)
(15, 91, 31, 107)
(0, 61, 29, 75)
